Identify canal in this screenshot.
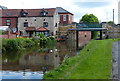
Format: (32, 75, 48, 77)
(1, 40, 81, 79)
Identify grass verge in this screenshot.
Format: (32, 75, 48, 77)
(44, 39, 120, 79)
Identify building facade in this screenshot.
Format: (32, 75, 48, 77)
(56, 7, 73, 25)
(18, 8, 59, 37)
(1, 9, 21, 33)
(1, 7, 74, 37)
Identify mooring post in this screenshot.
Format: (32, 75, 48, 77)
(100, 30, 102, 39)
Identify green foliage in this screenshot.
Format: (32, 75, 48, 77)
(108, 21, 114, 24)
(80, 14, 99, 39)
(91, 31, 99, 39)
(6, 39, 19, 51)
(49, 36, 55, 40)
(2, 38, 37, 52)
(80, 14, 99, 23)
(2, 51, 23, 62)
(39, 33, 45, 38)
(38, 33, 56, 47)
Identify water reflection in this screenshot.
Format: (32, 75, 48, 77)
(2, 41, 78, 79)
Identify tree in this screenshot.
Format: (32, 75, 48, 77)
(108, 21, 114, 24)
(80, 14, 99, 23)
(80, 14, 99, 39)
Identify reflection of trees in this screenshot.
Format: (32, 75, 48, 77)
(2, 51, 23, 62)
(2, 47, 40, 62)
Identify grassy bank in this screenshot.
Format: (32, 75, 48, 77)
(44, 39, 120, 79)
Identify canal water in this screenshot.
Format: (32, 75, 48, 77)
(1, 41, 80, 79)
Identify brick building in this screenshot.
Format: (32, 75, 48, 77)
(56, 7, 73, 25)
(18, 8, 59, 37)
(1, 9, 21, 33)
(1, 7, 74, 37)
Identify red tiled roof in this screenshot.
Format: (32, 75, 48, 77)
(2, 9, 21, 17)
(2, 8, 56, 17)
(26, 27, 36, 31)
(36, 27, 49, 31)
(24, 8, 56, 17)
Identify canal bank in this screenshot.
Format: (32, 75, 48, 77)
(44, 39, 119, 79)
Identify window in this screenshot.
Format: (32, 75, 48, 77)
(63, 15, 66, 21)
(24, 22, 28, 27)
(6, 19, 10, 26)
(55, 23, 57, 27)
(69, 15, 71, 21)
(21, 12, 28, 17)
(43, 22, 48, 27)
(41, 11, 48, 16)
(19, 31, 23, 36)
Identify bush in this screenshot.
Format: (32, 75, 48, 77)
(2, 38, 37, 52)
(49, 36, 55, 40)
(5, 39, 19, 51)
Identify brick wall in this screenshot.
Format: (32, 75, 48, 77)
(59, 13, 73, 24)
(0, 34, 16, 39)
(78, 31, 91, 48)
(2, 18, 17, 28)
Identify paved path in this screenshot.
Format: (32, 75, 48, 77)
(118, 41, 120, 81)
(112, 41, 120, 81)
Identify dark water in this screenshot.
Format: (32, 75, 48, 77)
(1, 41, 79, 79)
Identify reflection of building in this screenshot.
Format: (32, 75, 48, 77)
(2, 42, 77, 71)
(19, 49, 60, 68)
(2, 49, 60, 71)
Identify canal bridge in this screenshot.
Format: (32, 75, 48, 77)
(68, 23, 108, 48)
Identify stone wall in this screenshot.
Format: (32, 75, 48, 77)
(102, 23, 120, 38)
(18, 16, 59, 36)
(18, 10, 59, 36)
(58, 24, 76, 36)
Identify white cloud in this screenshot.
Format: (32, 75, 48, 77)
(0, 0, 119, 24)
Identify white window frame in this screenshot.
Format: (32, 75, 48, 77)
(63, 15, 66, 21)
(69, 15, 71, 21)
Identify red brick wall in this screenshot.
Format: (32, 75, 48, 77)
(0, 34, 16, 39)
(0, 18, 2, 26)
(2, 18, 17, 28)
(59, 13, 73, 24)
(78, 31, 91, 48)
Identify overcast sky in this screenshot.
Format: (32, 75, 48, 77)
(0, 0, 119, 24)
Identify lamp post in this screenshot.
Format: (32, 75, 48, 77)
(113, 9, 115, 39)
(113, 9, 114, 25)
